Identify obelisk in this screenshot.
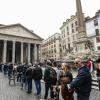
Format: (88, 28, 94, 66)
(76, 0, 86, 38)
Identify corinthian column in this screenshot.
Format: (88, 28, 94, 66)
(34, 44, 37, 63)
(28, 43, 30, 64)
(12, 41, 15, 64)
(21, 42, 23, 64)
(3, 40, 7, 63)
(37, 44, 40, 62)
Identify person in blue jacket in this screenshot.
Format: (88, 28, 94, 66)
(70, 57, 92, 100)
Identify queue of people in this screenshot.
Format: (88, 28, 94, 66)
(0, 56, 99, 100)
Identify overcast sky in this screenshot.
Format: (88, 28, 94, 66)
(0, 0, 100, 39)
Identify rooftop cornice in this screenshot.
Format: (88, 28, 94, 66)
(60, 15, 77, 29)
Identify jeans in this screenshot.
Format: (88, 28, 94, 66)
(27, 78, 32, 93)
(21, 75, 25, 88)
(34, 80, 41, 95)
(4, 69, 7, 75)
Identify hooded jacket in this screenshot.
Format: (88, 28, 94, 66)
(70, 66, 92, 96)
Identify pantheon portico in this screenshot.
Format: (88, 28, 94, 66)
(0, 24, 43, 64)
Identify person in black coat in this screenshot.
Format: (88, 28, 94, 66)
(17, 64, 23, 82)
(8, 63, 13, 77)
(25, 67, 33, 93)
(32, 64, 42, 95)
(3, 63, 8, 75)
(70, 57, 92, 100)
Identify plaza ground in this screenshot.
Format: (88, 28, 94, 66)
(0, 72, 100, 100)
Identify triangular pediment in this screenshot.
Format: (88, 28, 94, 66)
(0, 24, 43, 40)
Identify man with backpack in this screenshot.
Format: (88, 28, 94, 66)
(44, 61, 57, 99)
(32, 64, 42, 96)
(51, 61, 60, 100)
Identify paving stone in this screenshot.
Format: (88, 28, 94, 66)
(0, 72, 100, 100)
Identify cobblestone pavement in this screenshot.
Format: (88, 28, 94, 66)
(0, 72, 100, 100)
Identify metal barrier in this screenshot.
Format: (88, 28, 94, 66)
(9, 74, 16, 85)
(92, 79, 99, 90)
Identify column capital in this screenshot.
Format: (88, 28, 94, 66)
(35, 44, 39, 47)
(21, 42, 24, 45)
(4, 40, 7, 41)
(12, 40, 16, 43)
(21, 41, 24, 43)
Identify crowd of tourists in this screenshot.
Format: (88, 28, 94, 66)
(0, 55, 100, 100)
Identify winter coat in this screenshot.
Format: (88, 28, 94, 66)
(61, 84, 74, 100)
(70, 66, 92, 97)
(44, 66, 52, 84)
(32, 67, 42, 80)
(61, 71, 74, 100)
(25, 68, 32, 79)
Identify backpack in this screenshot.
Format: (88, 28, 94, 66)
(49, 67, 57, 85)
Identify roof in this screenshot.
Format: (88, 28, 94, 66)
(85, 15, 99, 23)
(0, 23, 43, 40)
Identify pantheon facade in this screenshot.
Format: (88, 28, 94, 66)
(0, 24, 43, 64)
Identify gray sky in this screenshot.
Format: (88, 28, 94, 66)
(0, 0, 100, 39)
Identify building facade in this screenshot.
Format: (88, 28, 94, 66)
(41, 33, 61, 62)
(59, 0, 89, 59)
(60, 15, 78, 59)
(86, 10, 100, 51)
(0, 24, 43, 64)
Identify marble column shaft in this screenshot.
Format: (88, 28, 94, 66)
(12, 41, 15, 64)
(21, 42, 23, 64)
(34, 44, 37, 63)
(37, 44, 40, 62)
(3, 40, 7, 63)
(28, 43, 30, 64)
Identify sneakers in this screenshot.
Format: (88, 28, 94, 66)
(34, 93, 41, 97)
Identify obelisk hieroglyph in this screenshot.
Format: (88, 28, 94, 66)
(76, 0, 86, 38)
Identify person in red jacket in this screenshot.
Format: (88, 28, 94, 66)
(86, 58, 94, 72)
(61, 76, 74, 100)
(86, 58, 95, 77)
